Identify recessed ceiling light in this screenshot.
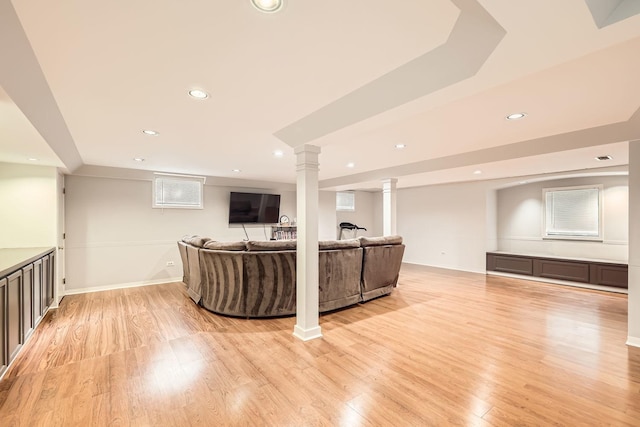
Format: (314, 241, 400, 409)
(506, 112, 527, 120)
(520, 181, 528, 184)
(273, 150, 284, 158)
(28, 157, 38, 161)
(232, 169, 241, 173)
(395, 144, 406, 149)
(346, 162, 355, 168)
(188, 89, 209, 99)
(142, 129, 159, 136)
(133, 157, 145, 162)
(473, 170, 482, 175)
(596, 155, 612, 161)
(251, 0, 283, 13)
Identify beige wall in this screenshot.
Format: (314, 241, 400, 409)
(64, 173, 382, 291)
(497, 176, 628, 261)
(372, 191, 384, 237)
(335, 191, 380, 239)
(63, 169, 631, 292)
(318, 190, 337, 240)
(0, 162, 57, 248)
(397, 181, 494, 273)
(396, 174, 628, 273)
(64, 174, 299, 291)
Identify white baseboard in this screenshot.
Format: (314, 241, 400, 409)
(401, 261, 485, 275)
(627, 337, 640, 348)
(293, 325, 323, 341)
(64, 276, 183, 296)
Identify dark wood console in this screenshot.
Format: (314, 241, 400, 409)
(486, 252, 628, 289)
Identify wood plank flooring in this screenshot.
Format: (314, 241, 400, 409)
(1, 263, 639, 426)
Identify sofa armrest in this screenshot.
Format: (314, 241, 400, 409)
(361, 244, 405, 301)
(319, 247, 362, 312)
(177, 241, 189, 286)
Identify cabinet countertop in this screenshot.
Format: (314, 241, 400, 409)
(486, 250, 628, 266)
(0, 247, 55, 278)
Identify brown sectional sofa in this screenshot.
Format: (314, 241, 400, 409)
(177, 235, 404, 318)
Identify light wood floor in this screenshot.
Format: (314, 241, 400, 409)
(1, 264, 639, 426)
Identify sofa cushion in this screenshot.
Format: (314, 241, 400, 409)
(246, 240, 297, 251)
(181, 234, 196, 243)
(319, 239, 361, 250)
(186, 236, 212, 247)
(359, 235, 403, 247)
(203, 240, 247, 251)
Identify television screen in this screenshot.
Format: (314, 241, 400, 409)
(228, 192, 281, 224)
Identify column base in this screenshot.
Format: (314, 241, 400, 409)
(626, 336, 640, 348)
(293, 325, 322, 341)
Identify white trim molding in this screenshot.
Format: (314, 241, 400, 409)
(627, 336, 640, 348)
(293, 325, 323, 341)
(64, 276, 182, 296)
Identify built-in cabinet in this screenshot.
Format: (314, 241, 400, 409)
(22, 264, 34, 343)
(0, 277, 7, 375)
(0, 248, 55, 377)
(7, 270, 22, 362)
(33, 259, 42, 328)
(486, 251, 628, 289)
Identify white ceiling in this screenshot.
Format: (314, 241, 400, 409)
(1, 0, 640, 190)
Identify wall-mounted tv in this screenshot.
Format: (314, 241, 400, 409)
(228, 192, 281, 224)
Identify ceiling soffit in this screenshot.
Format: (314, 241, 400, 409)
(0, 0, 81, 171)
(320, 106, 640, 189)
(585, 0, 640, 28)
(274, 0, 506, 147)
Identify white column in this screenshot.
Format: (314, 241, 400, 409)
(382, 178, 398, 236)
(628, 140, 640, 347)
(293, 144, 322, 341)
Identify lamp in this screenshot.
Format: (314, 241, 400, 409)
(251, 0, 283, 13)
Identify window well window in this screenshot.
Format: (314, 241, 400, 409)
(336, 191, 355, 211)
(543, 185, 602, 240)
(153, 173, 205, 209)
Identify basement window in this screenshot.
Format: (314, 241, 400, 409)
(153, 173, 205, 209)
(336, 191, 355, 211)
(543, 185, 602, 240)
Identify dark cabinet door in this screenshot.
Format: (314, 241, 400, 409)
(0, 277, 7, 376)
(22, 264, 34, 342)
(7, 270, 23, 362)
(33, 259, 42, 324)
(42, 255, 50, 312)
(46, 252, 55, 307)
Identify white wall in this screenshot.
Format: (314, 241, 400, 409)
(335, 191, 379, 239)
(398, 181, 493, 273)
(0, 162, 57, 248)
(497, 176, 628, 261)
(63, 169, 631, 293)
(64, 174, 297, 291)
(486, 189, 498, 252)
(372, 191, 384, 237)
(318, 190, 337, 240)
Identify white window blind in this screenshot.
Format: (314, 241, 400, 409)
(336, 191, 355, 211)
(543, 185, 601, 239)
(153, 173, 205, 209)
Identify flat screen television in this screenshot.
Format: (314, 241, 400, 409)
(228, 192, 281, 224)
